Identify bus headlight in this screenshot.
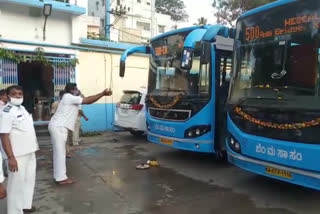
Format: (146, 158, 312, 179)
(185, 125, 211, 138)
(228, 136, 241, 153)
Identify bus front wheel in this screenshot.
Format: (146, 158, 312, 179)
(215, 150, 227, 162)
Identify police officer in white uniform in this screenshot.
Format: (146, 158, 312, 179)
(0, 89, 8, 179)
(0, 152, 7, 199)
(0, 89, 8, 202)
(0, 89, 8, 110)
(0, 85, 39, 214)
(49, 83, 112, 185)
(0, 89, 8, 201)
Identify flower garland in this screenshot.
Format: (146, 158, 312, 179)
(234, 106, 320, 130)
(150, 94, 182, 109)
(0, 47, 79, 68)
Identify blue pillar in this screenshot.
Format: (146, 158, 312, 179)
(105, 0, 111, 40)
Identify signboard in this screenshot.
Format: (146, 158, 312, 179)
(240, 1, 320, 43)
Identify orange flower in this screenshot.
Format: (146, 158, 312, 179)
(234, 106, 320, 130)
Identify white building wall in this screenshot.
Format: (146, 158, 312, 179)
(0, 2, 88, 46)
(88, 0, 105, 18)
(154, 13, 172, 35)
(71, 0, 89, 13)
(92, 0, 172, 43)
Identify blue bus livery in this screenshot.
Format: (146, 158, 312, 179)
(227, 0, 320, 190)
(120, 25, 234, 155)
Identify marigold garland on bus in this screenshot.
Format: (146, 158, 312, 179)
(149, 94, 182, 109)
(234, 107, 320, 130)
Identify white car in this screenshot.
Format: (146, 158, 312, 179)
(114, 87, 147, 136)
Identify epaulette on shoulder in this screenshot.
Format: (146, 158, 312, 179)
(3, 105, 12, 113)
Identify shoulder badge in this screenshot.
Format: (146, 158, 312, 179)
(3, 105, 12, 113)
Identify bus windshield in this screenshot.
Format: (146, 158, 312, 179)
(148, 32, 210, 100)
(229, 1, 320, 111)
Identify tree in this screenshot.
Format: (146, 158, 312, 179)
(194, 17, 208, 26)
(212, 0, 277, 26)
(155, 0, 189, 22)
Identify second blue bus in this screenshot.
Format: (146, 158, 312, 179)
(120, 25, 234, 156)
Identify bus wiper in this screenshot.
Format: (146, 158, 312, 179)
(166, 88, 186, 92)
(253, 85, 287, 99)
(233, 97, 285, 107)
(279, 86, 314, 94)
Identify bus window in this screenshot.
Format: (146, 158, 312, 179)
(219, 57, 232, 87)
(287, 42, 318, 89)
(199, 63, 210, 94)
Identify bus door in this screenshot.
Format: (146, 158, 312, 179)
(214, 50, 233, 153)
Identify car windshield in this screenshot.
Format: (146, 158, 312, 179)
(148, 32, 210, 100)
(229, 1, 320, 111)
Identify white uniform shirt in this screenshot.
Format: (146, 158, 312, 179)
(0, 104, 39, 159)
(49, 93, 83, 131)
(0, 152, 3, 183)
(50, 100, 60, 115)
(0, 101, 6, 182)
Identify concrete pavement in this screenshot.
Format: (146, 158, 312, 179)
(0, 132, 319, 214)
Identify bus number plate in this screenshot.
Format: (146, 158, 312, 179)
(265, 167, 292, 179)
(160, 138, 173, 146)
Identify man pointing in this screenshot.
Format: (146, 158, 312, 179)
(49, 83, 112, 185)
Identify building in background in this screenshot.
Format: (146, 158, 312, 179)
(0, 0, 149, 132)
(88, 0, 172, 43)
(0, 0, 86, 122)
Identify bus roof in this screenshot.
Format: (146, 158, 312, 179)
(150, 25, 212, 42)
(240, 0, 296, 19)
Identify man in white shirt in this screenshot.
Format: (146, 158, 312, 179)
(0, 89, 7, 200)
(0, 85, 39, 213)
(0, 152, 6, 200)
(68, 94, 88, 146)
(0, 89, 8, 110)
(0, 89, 8, 178)
(66, 104, 88, 158)
(50, 90, 64, 118)
(49, 83, 112, 185)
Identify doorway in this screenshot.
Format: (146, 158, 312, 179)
(18, 62, 54, 121)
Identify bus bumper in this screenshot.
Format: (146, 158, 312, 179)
(148, 132, 214, 153)
(227, 145, 320, 191)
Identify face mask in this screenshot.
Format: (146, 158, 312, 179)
(10, 97, 23, 106)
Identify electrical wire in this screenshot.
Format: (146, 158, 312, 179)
(111, 26, 149, 40)
(109, 53, 115, 131)
(104, 54, 108, 130)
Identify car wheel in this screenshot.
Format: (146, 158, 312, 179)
(130, 130, 144, 137)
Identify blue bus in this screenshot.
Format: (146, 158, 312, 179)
(227, 0, 320, 190)
(120, 25, 234, 155)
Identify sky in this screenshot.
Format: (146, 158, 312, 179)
(177, 0, 217, 28)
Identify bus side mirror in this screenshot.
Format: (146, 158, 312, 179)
(200, 42, 211, 64)
(120, 61, 126, 78)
